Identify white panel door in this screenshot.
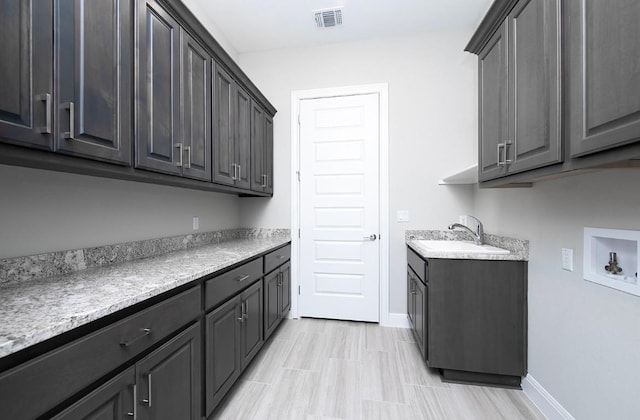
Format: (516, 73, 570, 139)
(299, 93, 380, 322)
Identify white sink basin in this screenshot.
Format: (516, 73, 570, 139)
(415, 240, 510, 255)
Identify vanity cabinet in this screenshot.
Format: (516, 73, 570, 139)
(476, 0, 561, 182)
(567, 0, 640, 157)
(407, 245, 527, 388)
(213, 65, 251, 189)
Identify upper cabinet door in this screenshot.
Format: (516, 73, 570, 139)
(250, 101, 265, 192)
(478, 22, 509, 181)
(136, 0, 181, 175)
(56, 0, 133, 165)
(0, 0, 53, 150)
(212, 64, 236, 186)
(507, 0, 562, 174)
(181, 30, 212, 181)
(264, 115, 274, 194)
(234, 85, 252, 190)
(568, 0, 640, 157)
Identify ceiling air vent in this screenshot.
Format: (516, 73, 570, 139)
(314, 8, 343, 29)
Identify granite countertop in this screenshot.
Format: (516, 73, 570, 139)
(406, 230, 529, 261)
(0, 236, 289, 359)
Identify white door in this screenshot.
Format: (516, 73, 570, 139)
(298, 93, 380, 322)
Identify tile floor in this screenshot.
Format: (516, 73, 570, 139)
(212, 318, 545, 420)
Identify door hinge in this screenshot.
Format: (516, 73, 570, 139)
(296, 171, 300, 182)
(298, 285, 301, 295)
(297, 114, 301, 125)
(298, 228, 301, 238)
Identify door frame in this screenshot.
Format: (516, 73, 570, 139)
(290, 83, 390, 325)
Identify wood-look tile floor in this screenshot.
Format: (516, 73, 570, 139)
(212, 318, 545, 420)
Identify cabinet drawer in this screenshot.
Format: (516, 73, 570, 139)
(205, 258, 263, 310)
(264, 244, 291, 274)
(407, 246, 428, 283)
(0, 286, 201, 420)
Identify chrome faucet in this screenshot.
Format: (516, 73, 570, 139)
(448, 215, 484, 245)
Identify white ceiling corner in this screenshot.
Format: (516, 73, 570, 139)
(181, 0, 494, 54)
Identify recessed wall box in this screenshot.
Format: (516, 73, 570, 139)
(584, 227, 640, 296)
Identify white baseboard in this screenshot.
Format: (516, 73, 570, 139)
(522, 375, 575, 420)
(381, 312, 410, 328)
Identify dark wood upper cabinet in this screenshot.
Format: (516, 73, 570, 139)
(181, 30, 212, 181)
(213, 64, 251, 189)
(567, 0, 640, 157)
(250, 101, 274, 194)
(478, 22, 508, 182)
(476, 0, 561, 182)
(507, 0, 561, 174)
(0, 0, 53, 151)
(55, 0, 133, 165)
(136, 0, 182, 176)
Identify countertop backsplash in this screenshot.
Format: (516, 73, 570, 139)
(0, 228, 290, 286)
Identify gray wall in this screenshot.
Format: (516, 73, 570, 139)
(237, 32, 478, 314)
(474, 169, 640, 419)
(0, 164, 240, 259)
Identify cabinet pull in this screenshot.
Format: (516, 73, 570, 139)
(277, 255, 286, 260)
(142, 374, 152, 407)
(127, 384, 137, 418)
(497, 142, 513, 167)
(237, 164, 241, 180)
(261, 174, 267, 188)
(236, 274, 250, 282)
(184, 146, 191, 169)
(36, 93, 51, 134)
(63, 102, 74, 139)
(237, 302, 245, 322)
(231, 163, 237, 180)
(119, 328, 152, 347)
(277, 272, 282, 287)
(176, 143, 183, 167)
(244, 301, 249, 320)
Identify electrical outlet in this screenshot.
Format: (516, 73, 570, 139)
(459, 215, 468, 225)
(193, 216, 199, 230)
(397, 210, 409, 222)
(562, 248, 574, 271)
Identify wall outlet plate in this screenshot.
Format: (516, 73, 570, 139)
(193, 216, 199, 230)
(397, 210, 409, 222)
(562, 248, 574, 271)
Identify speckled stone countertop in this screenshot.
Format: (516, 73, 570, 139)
(406, 230, 529, 261)
(0, 236, 289, 359)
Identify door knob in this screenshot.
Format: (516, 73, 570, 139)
(363, 234, 377, 241)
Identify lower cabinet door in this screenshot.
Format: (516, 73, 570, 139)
(279, 262, 291, 318)
(52, 367, 135, 420)
(414, 278, 426, 360)
(205, 295, 242, 415)
(240, 280, 264, 370)
(263, 270, 280, 340)
(136, 323, 201, 420)
(407, 270, 415, 331)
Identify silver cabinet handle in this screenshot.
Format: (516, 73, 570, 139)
(184, 146, 191, 168)
(127, 384, 137, 418)
(236, 274, 250, 282)
(237, 164, 241, 180)
(142, 374, 152, 407)
(119, 328, 152, 347)
(37, 93, 51, 134)
(265, 174, 269, 188)
(363, 234, 377, 241)
(63, 102, 74, 139)
(504, 142, 513, 165)
(497, 142, 513, 167)
(261, 174, 267, 188)
(244, 300, 249, 320)
(237, 302, 245, 322)
(176, 143, 183, 167)
(231, 163, 237, 180)
(497, 143, 505, 166)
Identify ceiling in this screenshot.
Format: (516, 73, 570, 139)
(183, 0, 494, 54)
